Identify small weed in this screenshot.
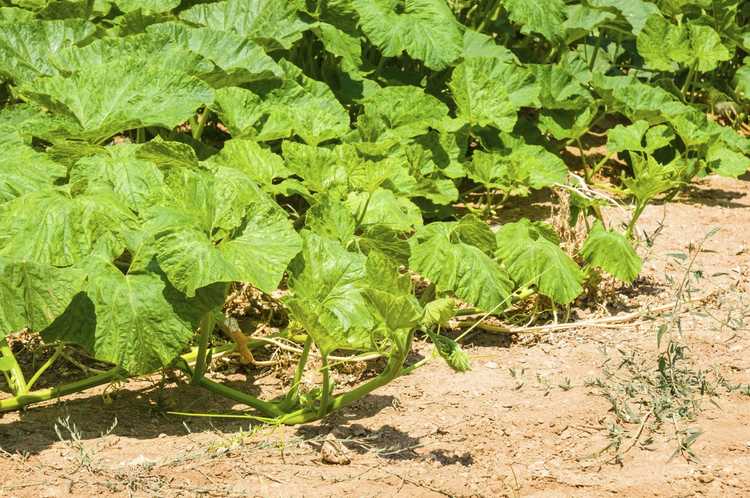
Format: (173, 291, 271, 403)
(54, 415, 118, 472)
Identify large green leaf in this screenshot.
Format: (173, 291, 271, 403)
(0, 19, 94, 84)
(468, 144, 567, 198)
(0, 259, 85, 337)
(51, 32, 212, 77)
(359, 85, 449, 140)
(213, 62, 349, 144)
(287, 233, 375, 355)
(206, 139, 290, 188)
(563, 5, 616, 43)
(0, 139, 67, 203)
(69, 144, 165, 212)
(410, 228, 513, 312)
(347, 189, 423, 231)
(532, 63, 593, 110)
(496, 220, 583, 304)
(179, 0, 309, 51)
(503, 0, 565, 41)
(352, 0, 462, 70)
(114, 0, 179, 13)
(43, 260, 223, 374)
(638, 16, 731, 72)
(0, 189, 135, 266)
(22, 58, 213, 143)
(363, 251, 421, 335)
(147, 23, 283, 86)
(151, 193, 300, 296)
(581, 222, 642, 283)
(588, 0, 660, 34)
(282, 141, 348, 192)
(449, 57, 538, 132)
(0, 103, 80, 144)
(706, 144, 750, 178)
(312, 21, 363, 72)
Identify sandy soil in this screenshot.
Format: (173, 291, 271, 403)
(1, 175, 749, 498)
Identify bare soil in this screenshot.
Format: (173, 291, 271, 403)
(1, 175, 749, 498)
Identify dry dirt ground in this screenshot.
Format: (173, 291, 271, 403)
(1, 175, 749, 498)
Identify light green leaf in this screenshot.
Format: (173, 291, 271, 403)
(588, 0, 660, 34)
(607, 120, 651, 153)
(359, 85, 449, 140)
(305, 194, 357, 243)
(682, 24, 731, 72)
(147, 23, 284, 86)
(363, 252, 422, 333)
(0, 189, 135, 266)
(352, 0, 462, 70)
(152, 201, 300, 296)
(532, 63, 593, 110)
(468, 144, 567, 197)
(503, 0, 565, 41)
(0, 140, 67, 203)
(206, 139, 290, 188)
(282, 141, 348, 192)
(496, 220, 583, 304)
(51, 32, 211, 78)
(355, 225, 411, 265)
(422, 298, 456, 328)
(347, 189, 423, 231)
(538, 106, 596, 140)
(425, 329, 470, 372)
(563, 5, 616, 43)
(69, 144, 165, 212)
(114, 0, 179, 13)
(287, 233, 374, 354)
(638, 16, 731, 73)
(0, 103, 80, 144)
(22, 59, 213, 143)
(0, 260, 85, 336)
(213, 62, 349, 145)
(179, 0, 309, 51)
(0, 19, 95, 84)
(706, 144, 750, 178)
(410, 230, 513, 312)
(44, 261, 223, 374)
(449, 57, 538, 132)
(312, 21, 363, 72)
(637, 15, 682, 71)
(462, 29, 516, 62)
(581, 222, 642, 283)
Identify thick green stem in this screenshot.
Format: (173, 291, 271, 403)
(588, 30, 605, 71)
(626, 202, 647, 239)
(276, 332, 414, 425)
(191, 313, 215, 384)
(84, 0, 94, 19)
(25, 345, 63, 392)
(354, 191, 373, 228)
(681, 63, 697, 100)
(136, 127, 146, 144)
(0, 339, 26, 395)
(576, 137, 593, 184)
(318, 353, 331, 417)
(0, 367, 125, 412)
(285, 336, 312, 406)
(192, 107, 210, 141)
(188, 373, 285, 418)
(0, 344, 238, 413)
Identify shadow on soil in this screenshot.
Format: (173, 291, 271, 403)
(0, 369, 413, 457)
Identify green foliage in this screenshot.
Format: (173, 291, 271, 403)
(0, 0, 748, 421)
(581, 222, 642, 283)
